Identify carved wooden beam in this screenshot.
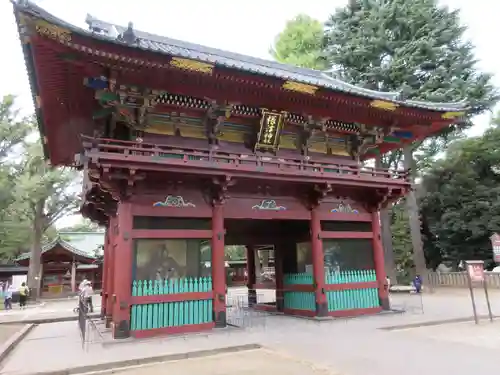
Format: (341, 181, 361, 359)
(203, 99, 235, 146)
(210, 175, 236, 205)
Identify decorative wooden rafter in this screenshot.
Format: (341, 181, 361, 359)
(282, 81, 318, 95)
(441, 111, 465, 119)
(169, 57, 214, 75)
(209, 175, 236, 205)
(33, 19, 72, 42)
(370, 100, 399, 111)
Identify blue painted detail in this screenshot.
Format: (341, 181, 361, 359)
(393, 131, 413, 139)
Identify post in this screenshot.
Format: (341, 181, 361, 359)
(311, 208, 327, 317)
(465, 260, 491, 325)
(483, 277, 493, 322)
(100, 228, 109, 319)
(105, 217, 116, 328)
(274, 242, 285, 312)
(466, 266, 479, 325)
(212, 203, 226, 328)
(70, 260, 77, 293)
(246, 244, 257, 306)
(371, 211, 390, 310)
(112, 202, 133, 339)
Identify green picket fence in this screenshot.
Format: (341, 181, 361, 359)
(283, 271, 379, 312)
(283, 291, 315, 311)
(325, 269, 376, 284)
(283, 273, 314, 310)
(326, 270, 379, 311)
(131, 277, 213, 331)
(327, 288, 379, 311)
(283, 272, 313, 285)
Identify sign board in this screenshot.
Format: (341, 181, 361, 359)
(490, 233, 500, 262)
(466, 260, 485, 282)
(255, 110, 285, 152)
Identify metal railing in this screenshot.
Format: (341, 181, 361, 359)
(428, 271, 500, 288)
(81, 136, 410, 182)
(77, 296, 103, 349)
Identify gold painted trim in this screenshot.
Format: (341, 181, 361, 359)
(282, 81, 318, 95)
(442, 111, 465, 119)
(370, 100, 398, 111)
(35, 20, 71, 42)
(170, 57, 214, 74)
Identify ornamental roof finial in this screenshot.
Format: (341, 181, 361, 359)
(119, 21, 138, 45)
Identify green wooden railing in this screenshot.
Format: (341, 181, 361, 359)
(131, 277, 213, 331)
(326, 270, 379, 311)
(325, 269, 376, 284)
(283, 272, 315, 311)
(327, 288, 379, 311)
(283, 270, 380, 313)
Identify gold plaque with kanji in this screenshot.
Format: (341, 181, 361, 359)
(255, 110, 285, 152)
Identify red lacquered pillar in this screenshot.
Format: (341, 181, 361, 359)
(212, 203, 226, 327)
(112, 202, 133, 339)
(311, 208, 327, 317)
(246, 244, 257, 306)
(371, 211, 390, 310)
(274, 242, 285, 312)
(105, 217, 116, 328)
(100, 227, 109, 319)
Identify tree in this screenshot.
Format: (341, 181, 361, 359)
(16, 140, 80, 297)
(270, 14, 328, 70)
(0, 96, 33, 261)
(420, 121, 500, 268)
(324, 0, 498, 277)
(59, 218, 103, 233)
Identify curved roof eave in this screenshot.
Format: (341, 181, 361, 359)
(15, 236, 96, 262)
(13, 0, 469, 114)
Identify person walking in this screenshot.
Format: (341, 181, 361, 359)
(3, 285, 13, 310)
(413, 274, 423, 294)
(81, 281, 94, 313)
(18, 282, 29, 309)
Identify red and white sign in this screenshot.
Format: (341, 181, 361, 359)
(466, 261, 485, 282)
(490, 233, 500, 262)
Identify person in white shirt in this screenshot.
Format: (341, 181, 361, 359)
(81, 281, 94, 313)
(78, 279, 88, 292)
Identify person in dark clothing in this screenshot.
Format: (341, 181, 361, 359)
(19, 282, 29, 309)
(413, 275, 423, 293)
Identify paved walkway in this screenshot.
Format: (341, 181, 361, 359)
(115, 348, 336, 375)
(0, 297, 101, 324)
(1, 289, 500, 375)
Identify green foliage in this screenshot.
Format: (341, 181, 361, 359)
(324, 0, 498, 116)
(390, 202, 414, 282)
(59, 218, 102, 233)
(0, 96, 80, 263)
(224, 245, 246, 260)
(420, 118, 500, 267)
(270, 14, 328, 70)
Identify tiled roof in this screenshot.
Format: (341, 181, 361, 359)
(16, 232, 104, 262)
(13, 1, 468, 113)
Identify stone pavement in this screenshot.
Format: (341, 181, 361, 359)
(114, 348, 336, 375)
(0, 297, 101, 324)
(2, 288, 500, 375)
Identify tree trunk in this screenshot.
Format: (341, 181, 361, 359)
(403, 145, 426, 278)
(375, 156, 397, 283)
(28, 199, 45, 300)
(380, 206, 397, 282)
